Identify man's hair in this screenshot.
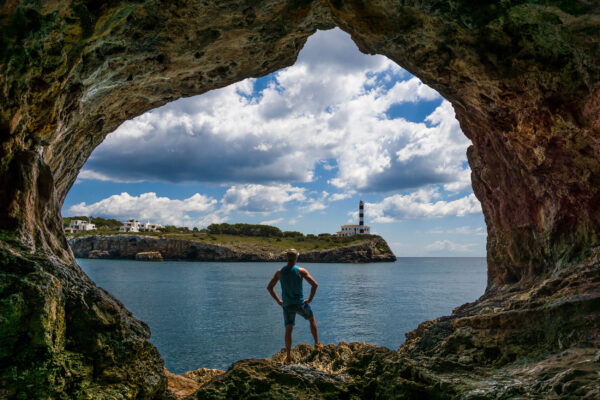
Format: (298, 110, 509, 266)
(286, 248, 299, 262)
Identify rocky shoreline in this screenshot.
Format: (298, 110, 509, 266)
(69, 235, 397, 263)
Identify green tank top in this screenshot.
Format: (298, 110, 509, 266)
(280, 265, 304, 306)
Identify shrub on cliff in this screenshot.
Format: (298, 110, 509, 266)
(283, 231, 304, 238)
(207, 223, 283, 237)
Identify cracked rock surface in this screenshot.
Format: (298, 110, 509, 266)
(1, 1, 599, 398)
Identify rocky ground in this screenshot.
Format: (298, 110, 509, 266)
(68, 235, 397, 263)
(164, 342, 599, 399)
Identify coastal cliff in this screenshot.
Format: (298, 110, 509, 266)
(69, 235, 397, 263)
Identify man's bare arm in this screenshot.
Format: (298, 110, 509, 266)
(299, 268, 318, 303)
(267, 270, 283, 306)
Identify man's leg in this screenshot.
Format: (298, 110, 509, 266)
(309, 316, 320, 347)
(285, 325, 293, 360)
(283, 306, 296, 362)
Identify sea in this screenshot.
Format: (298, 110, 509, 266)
(78, 258, 487, 374)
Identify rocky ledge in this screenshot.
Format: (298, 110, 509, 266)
(68, 235, 397, 263)
(167, 340, 600, 399)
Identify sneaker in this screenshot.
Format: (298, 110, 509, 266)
(314, 343, 323, 350)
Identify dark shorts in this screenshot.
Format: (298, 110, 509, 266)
(283, 302, 314, 326)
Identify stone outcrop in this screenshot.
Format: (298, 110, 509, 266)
(135, 251, 164, 261)
(164, 368, 224, 400)
(88, 249, 111, 259)
(1, 1, 599, 398)
(170, 341, 600, 399)
(0, 237, 166, 399)
(69, 235, 396, 263)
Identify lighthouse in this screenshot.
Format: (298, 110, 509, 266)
(359, 200, 365, 233)
(336, 200, 371, 237)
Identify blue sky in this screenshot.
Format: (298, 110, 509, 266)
(63, 28, 486, 257)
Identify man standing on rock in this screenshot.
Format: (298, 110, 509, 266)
(267, 248, 323, 363)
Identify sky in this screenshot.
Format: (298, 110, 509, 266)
(63, 28, 487, 257)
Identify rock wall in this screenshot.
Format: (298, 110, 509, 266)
(1, 1, 599, 398)
(68, 235, 397, 263)
(0, 238, 166, 399)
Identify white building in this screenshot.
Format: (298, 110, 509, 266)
(140, 221, 163, 232)
(337, 200, 370, 237)
(338, 224, 371, 236)
(69, 219, 96, 232)
(119, 219, 140, 232)
(119, 219, 163, 232)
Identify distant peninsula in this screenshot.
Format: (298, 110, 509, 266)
(67, 223, 396, 263)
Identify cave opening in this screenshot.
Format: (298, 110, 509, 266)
(62, 28, 487, 372)
(2, 1, 598, 398)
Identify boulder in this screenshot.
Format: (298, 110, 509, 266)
(135, 251, 163, 261)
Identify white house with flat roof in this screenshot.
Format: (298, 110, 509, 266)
(140, 221, 163, 232)
(119, 219, 140, 232)
(337, 200, 370, 237)
(68, 219, 96, 232)
(119, 219, 163, 232)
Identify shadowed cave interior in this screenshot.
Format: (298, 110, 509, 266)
(1, 1, 599, 399)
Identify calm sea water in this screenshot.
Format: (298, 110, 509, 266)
(78, 258, 487, 374)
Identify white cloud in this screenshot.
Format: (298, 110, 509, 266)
(197, 213, 228, 227)
(301, 191, 330, 213)
(329, 192, 353, 201)
(221, 184, 306, 214)
(67, 192, 217, 227)
(427, 226, 486, 236)
(302, 202, 328, 212)
(79, 28, 471, 194)
(364, 187, 482, 222)
(288, 215, 302, 225)
(424, 240, 477, 253)
(320, 160, 337, 171)
(259, 218, 284, 226)
(443, 168, 472, 192)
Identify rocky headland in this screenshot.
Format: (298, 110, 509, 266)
(69, 235, 397, 263)
(1, 0, 599, 399)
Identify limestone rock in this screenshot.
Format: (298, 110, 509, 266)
(88, 249, 111, 259)
(0, 239, 166, 399)
(136, 251, 164, 261)
(165, 368, 224, 400)
(189, 341, 600, 399)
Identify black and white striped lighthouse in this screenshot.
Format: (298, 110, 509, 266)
(359, 200, 364, 232)
(337, 200, 370, 237)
